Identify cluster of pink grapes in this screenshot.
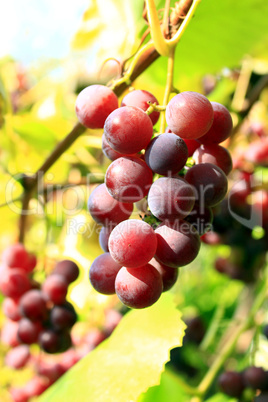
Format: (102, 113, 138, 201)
(76, 85, 233, 309)
(0, 244, 79, 354)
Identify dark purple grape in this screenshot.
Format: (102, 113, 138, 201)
(89, 253, 122, 295)
(218, 371, 245, 398)
(149, 258, 179, 292)
(155, 220, 201, 268)
(115, 264, 163, 309)
(75, 85, 118, 129)
(147, 177, 195, 221)
(53, 259, 79, 284)
(242, 366, 268, 390)
(108, 220, 157, 268)
(104, 106, 153, 154)
(121, 89, 160, 125)
(105, 156, 153, 203)
(185, 202, 213, 235)
(145, 133, 188, 175)
(193, 144, 233, 175)
(19, 290, 48, 322)
(184, 316, 206, 344)
(165, 92, 214, 140)
(88, 183, 133, 225)
(38, 329, 72, 353)
(50, 303, 77, 330)
(185, 163, 228, 207)
(198, 102, 233, 144)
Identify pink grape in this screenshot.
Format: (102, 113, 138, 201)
(147, 177, 195, 221)
(121, 89, 160, 125)
(104, 106, 153, 154)
(155, 220, 201, 268)
(198, 102, 233, 144)
(109, 219, 157, 268)
(115, 264, 163, 309)
(185, 163, 228, 207)
(75, 84, 118, 129)
(165, 92, 214, 140)
(88, 183, 133, 225)
(89, 253, 122, 295)
(105, 156, 153, 203)
(149, 258, 179, 292)
(193, 144, 233, 175)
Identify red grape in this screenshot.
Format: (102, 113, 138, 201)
(149, 258, 179, 292)
(88, 183, 133, 225)
(53, 259, 79, 284)
(155, 220, 201, 268)
(17, 318, 42, 344)
(184, 139, 201, 156)
(19, 290, 48, 321)
(102, 134, 138, 161)
(104, 106, 153, 154)
(2, 243, 29, 270)
(75, 84, 118, 129)
(121, 89, 160, 125)
(89, 252, 122, 295)
(108, 219, 157, 268)
(1, 320, 21, 347)
(198, 102, 233, 144)
(147, 177, 195, 221)
(185, 163, 228, 207)
(244, 138, 268, 166)
(165, 92, 214, 140)
(39, 330, 72, 354)
(145, 133, 188, 175)
(0, 268, 31, 298)
(115, 264, 163, 309)
(24, 376, 49, 397)
(193, 144, 233, 175)
(42, 274, 68, 305)
(105, 156, 153, 202)
(5, 345, 30, 369)
(3, 297, 22, 321)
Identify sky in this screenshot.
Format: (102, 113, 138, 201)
(0, 0, 89, 64)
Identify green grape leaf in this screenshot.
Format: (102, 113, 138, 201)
(138, 368, 189, 402)
(141, 0, 268, 90)
(205, 393, 236, 402)
(40, 293, 185, 402)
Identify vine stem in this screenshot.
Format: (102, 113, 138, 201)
(168, 0, 202, 48)
(159, 47, 175, 133)
(195, 280, 267, 400)
(145, 0, 170, 56)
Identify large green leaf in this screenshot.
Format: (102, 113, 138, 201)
(40, 293, 185, 402)
(141, 0, 268, 89)
(138, 368, 189, 402)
